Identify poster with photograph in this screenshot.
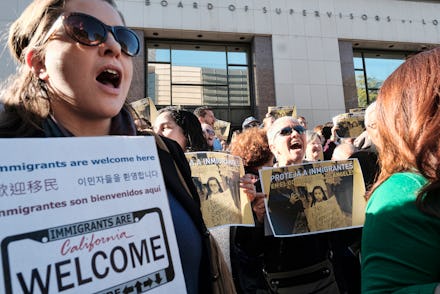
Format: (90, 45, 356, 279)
(213, 119, 231, 141)
(0, 137, 185, 294)
(185, 152, 254, 228)
(267, 105, 297, 120)
(349, 107, 366, 113)
(130, 97, 158, 126)
(259, 159, 366, 237)
(332, 112, 366, 138)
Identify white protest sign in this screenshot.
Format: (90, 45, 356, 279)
(0, 136, 185, 294)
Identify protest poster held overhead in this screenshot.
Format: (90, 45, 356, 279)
(213, 119, 231, 141)
(0, 137, 185, 294)
(267, 105, 297, 120)
(130, 97, 158, 127)
(185, 152, 254, 228)
(260, 159, 366, 237)
(332, 111, 366, 138)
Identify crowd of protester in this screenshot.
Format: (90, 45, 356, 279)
(142, 56, 439, 293)
(0, 0, 439, 293)
(147, 104, 369, 293)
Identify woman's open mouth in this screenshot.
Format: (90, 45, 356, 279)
(96, 68, 121, 88)
(289, 141, 303, 150)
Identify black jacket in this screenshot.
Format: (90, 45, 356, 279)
(155, 135, 213, 293)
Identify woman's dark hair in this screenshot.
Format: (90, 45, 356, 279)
(157, 106, 209, 152)
(321, 126, 332, 141)
(206, 176, 223, 199)
(310, 185, 328, 207)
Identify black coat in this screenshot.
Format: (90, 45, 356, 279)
(155, 135, 213, 293)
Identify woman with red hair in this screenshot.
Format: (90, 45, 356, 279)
(361, 48, 440, 293)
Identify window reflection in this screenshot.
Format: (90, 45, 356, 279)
(228, 66, 249, 106)
(147, 42, 250, 109)
(354, 51, 407, 106)
(172, 47, 227, 69)
(148, 46, 170, 62)
(171, 85, 204, 105)
(147, 64, 171, 105)
(203, 86, 229, 106)
(227, 49, 248, 65)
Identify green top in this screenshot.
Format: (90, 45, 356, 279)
(362, 172, 440, 294)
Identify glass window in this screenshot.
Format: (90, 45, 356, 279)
(146, 41, 252, 124)
(353, 51, 409, 106)
(228, 66, 250, 106)
(148, 45, 170, 62)
(172, 44, 227, 69)
(147, 64, 170, 105)
(227, 47, 248, 65)
(171, 85, 203, 105)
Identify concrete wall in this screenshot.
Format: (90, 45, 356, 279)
(1, 0, 439, 127)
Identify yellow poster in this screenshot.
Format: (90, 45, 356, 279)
(185, 152, 254, 228)
(130, 97, 158, 125)
(267, 105, 297, 120)
(259, 159, 366, 237)
(213, 119, 231, 141)
(332, 112, 365, 138)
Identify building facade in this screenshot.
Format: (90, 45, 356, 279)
(1, 0, 439, 129)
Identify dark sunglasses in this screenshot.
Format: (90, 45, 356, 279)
(47, 12, 140, 57)
(205, 129, 216, 136)
(276, 125, 305, 137)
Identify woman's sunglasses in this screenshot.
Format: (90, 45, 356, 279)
(45, 12, 140, 57)
(276, 125, 306, 137)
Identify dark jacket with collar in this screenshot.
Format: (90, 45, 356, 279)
(152, 133, 213, 293)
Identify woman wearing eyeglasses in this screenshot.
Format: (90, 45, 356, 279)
(263, 116, 340, 293)
(201, 123, 216, 151)
(266, 116, 307, 167)
(0, 1, 220, 293)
